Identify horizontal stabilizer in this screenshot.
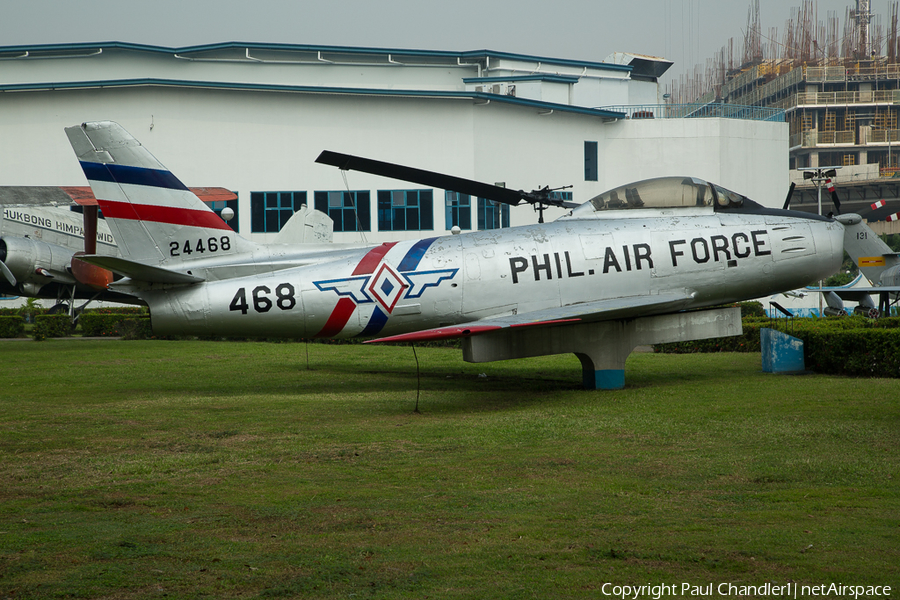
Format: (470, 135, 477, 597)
(77, 255, 204, 284)
(828, 286, 900, 301)
(367, 290, 694, 343)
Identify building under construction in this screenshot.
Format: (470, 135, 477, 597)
(670, 0, 900, 229)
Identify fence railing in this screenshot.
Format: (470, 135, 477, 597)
(790, 129, 900, 147)
(776, 89, 900, 110)
(597, 103, 784, 122)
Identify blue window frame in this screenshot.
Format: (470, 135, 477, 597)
(477, 198, 510, 230)
(207, 198, 240, 232)
(314, 191, 371, 232)
(377, 189, 433, 231)
(69, 205, 106, 219)
(250, 191, 305, 233)
(585, 141, 598, 181)
(445, 191, 471, 230)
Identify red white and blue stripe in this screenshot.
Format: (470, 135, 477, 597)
(313, 237, 457, 338)
(79, 161, 230, 231)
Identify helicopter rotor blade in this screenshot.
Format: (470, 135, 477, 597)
(831, 189, 842, 215)
(782, 182, 795, 210)
(316, 151, 570, 208)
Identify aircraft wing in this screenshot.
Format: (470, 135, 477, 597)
(367, 290, 695, 343)
(77, 255, 204, 285)
(826, 286, 900, 301)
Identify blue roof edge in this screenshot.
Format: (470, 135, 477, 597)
(462, 75, 581, 84)
(0, 77, 627, 119)
(0, 41, 633, 73)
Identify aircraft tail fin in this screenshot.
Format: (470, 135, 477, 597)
(835, 214, 900, 284)
(272, 205, 334, 244)
(65, 121, 254, 265)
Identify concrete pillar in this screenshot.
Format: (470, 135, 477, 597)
(462, 307, 741, 390)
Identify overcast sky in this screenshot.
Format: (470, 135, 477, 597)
(0, 0, 874, 83)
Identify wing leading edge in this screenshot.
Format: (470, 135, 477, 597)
(76, 255, 205, 285)
(827, 286, 900, 301)
(367, 290, 696, 343)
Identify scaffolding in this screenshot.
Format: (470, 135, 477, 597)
(667, 0, 898, 105)
(668, 1, 900, 175)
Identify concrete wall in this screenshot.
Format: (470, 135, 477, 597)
(0, 47, 788, 244)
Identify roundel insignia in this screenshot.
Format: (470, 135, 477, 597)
(367, 262, 409, 313)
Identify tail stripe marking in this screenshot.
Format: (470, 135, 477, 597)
(80, 162, 190, 191)
(80, 161, 230, 230)
(98, 200, 233, 230)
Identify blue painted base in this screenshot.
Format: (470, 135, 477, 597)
(584, 369, 625, 390)
(761, 328, 805, 373)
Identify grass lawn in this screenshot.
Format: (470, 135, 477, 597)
(0, 340, 897, 598)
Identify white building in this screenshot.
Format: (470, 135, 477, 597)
(0, 42, 789, 243)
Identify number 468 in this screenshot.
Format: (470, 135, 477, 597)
(229, 283, 296, 314)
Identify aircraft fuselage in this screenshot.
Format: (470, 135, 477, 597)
(136, 208, 844, 339)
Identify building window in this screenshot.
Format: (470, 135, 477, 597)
(477, 198, 509, 230)
(250, 191, 305, 233)
(69, 205, 106, 219)
(207, 198, 240, 232)
(377, 190, 433, 231)
(584, 141, 598, 181)
(445, 191, 471, 230)
(314, 191, 371, 232)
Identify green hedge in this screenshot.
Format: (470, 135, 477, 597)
(655, 321, 763, 354)
(32, 314, 72, 341)
(804, 328, 900, 378)
(80, 313, 151, 338)
(0, 315, 25, 338)
(657, 316, 900, 378)
(81, 307, 148, 316)
(115, 318, 153, 340)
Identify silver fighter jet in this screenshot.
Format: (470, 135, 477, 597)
(66, 121, 845, 389)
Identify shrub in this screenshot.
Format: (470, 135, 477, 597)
(81, 307, 148, 316)
(116, 318, 153, 340)
(79, 313, 151, 338)
(33, 314, 72, 341)
(803, 327, 900, 378)
(657, 314, 900, 378)
(737, 301, 766, 318)
(0, 315, 25, 338)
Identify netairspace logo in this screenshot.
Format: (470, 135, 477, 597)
(600, 582, 893, 599)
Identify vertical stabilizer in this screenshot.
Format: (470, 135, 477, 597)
(65, 121, 254, 265)
(836, 213, 900, 284)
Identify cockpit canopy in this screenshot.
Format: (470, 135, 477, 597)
(572, 176, 748, 216)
